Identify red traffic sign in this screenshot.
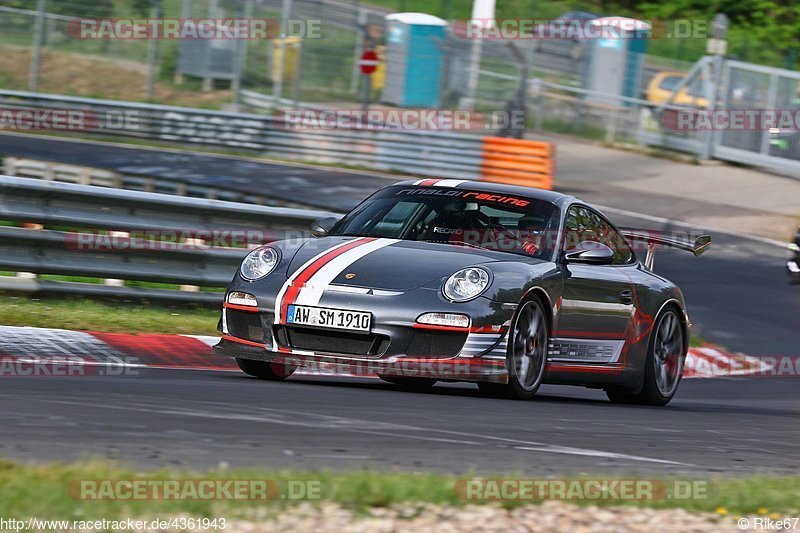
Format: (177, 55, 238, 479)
(359, 50, 379, 75)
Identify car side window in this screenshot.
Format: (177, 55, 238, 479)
(563, 206, 634, 265)
(593, 212, 634, 265)
(563, 206, 603, 251)
(370, 201, 420, 237)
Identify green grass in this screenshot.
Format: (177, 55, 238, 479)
(0, 296, 220, 335)
(0, 459, 798, 521)
(0, 270, 226, 293)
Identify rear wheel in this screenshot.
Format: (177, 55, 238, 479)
(605, 307, 685, 406)
(236, 358, 296, 380)
(480, 297, 548, 400)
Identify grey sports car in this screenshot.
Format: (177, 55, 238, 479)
(214, 179, 710, 405)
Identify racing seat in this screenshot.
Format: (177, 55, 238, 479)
(421, 202, 484, 243)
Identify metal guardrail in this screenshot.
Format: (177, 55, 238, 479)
(0, 176, 335, 303)
(0, 90, 485, 181)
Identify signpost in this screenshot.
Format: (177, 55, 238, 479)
(359, 50, 379, 111)
(701, 13, 730, 159)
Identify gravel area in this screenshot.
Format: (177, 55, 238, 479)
(158, 502, 752, 532)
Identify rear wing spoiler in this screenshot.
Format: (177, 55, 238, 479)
(621, 230, 711, 271)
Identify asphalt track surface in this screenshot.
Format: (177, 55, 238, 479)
(1, 133, 798, 474)
(0, 133, 389, 211)
(1, 371, 797, 475)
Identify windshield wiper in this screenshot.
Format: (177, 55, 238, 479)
(422, 239, 492, 251)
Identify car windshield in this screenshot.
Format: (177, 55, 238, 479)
(331, 186, 560, 260)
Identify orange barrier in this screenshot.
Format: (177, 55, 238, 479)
(479, 137, 554, 190)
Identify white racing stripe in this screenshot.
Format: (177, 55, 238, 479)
(294, 238, 398, 308)
(273, 238, 363, 324)
(275, 238, 398, 324)
(432, 179, 468, 188)
(411, 178, 469, 187)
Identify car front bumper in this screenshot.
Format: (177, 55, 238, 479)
(214, 284, 516, 382)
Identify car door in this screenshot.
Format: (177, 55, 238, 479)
(553, 205, 637, 364)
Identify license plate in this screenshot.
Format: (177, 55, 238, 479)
(286, 305, 371, 333)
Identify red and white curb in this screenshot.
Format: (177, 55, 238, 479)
(0, 325, 785, 379)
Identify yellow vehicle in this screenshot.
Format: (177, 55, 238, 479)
(645, 71, 708, 107)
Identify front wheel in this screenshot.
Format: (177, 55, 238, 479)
(480, 297, 548, 400)
(236, 358, 296, 380)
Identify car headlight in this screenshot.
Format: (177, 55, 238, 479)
(240, 247, 280, 281)
(443, 267, 491, 302)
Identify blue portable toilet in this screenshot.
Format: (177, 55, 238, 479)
(583, 17, 651, 106)
(382, 13, 448, 108)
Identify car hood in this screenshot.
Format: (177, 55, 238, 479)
(284, 236, 540, 291)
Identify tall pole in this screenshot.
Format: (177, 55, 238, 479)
(460, 0, 495, 110)
(29, 0, 46, 92)
(362, 71, 372, 112)
(700, 13, 729, 160)
(350, 7, 367, 94)
(273, 0, 293, 103)
(145, 0, 161, 100)
(232, 0, 254, 107)
(292, 34, 305, 108)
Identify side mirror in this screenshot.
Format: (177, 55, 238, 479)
(310, 216, 340, 237)
(564, 241, 615, 265)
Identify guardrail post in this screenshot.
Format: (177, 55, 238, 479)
(606, 107, 619, 144)
(3, 157, 17, 177)
(103, 231, 129, 287)
(17, 223, 43, 280)
(178, 237, 205, 292)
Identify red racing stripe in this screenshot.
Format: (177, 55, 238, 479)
(417, 178, 441, 186)
(279, 237, 376, 323)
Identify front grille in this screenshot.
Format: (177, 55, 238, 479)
(276, 326, 389, 356)
(406, 331, 468, 358)
(226, 309, 266, 343)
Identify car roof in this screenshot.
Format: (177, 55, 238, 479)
(391, 179, 577, 207)
(562, 11, 598, 18)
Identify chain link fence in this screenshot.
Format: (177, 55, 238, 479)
(1, 1, 799, 174)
